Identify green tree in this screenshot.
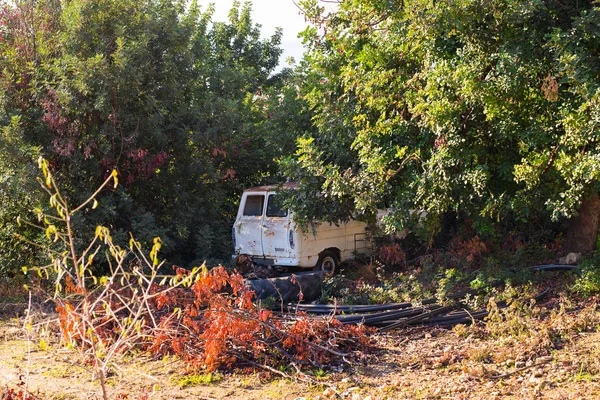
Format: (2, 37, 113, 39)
(288, 0, 600, 249)
(0, 0, 292, 270)
(0, 116, 42, 278)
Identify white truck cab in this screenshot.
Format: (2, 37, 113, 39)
(232, 183, 369, 273)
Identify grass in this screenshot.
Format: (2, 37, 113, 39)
(175, 372, 222, 388)
(312, 367, 329, 380)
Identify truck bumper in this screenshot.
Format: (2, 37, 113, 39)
(251, 256, 300, 267)
(233, 253, 303, 267)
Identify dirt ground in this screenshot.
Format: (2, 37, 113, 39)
(2, 300, 600, 400)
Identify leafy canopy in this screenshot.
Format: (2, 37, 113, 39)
(0, 0, 293, 269)
(287, 0, 600, 237)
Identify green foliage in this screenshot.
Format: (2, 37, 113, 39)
(435, 268, 467, 303)
(573, 253, 600, 297)
(324, 237, 561, 306)
(0, 0, 293, 269)
(312, 367, 329, 380)
(175, 373, 222, 388)
(0, 115, 43, 277)
(486, 296, 539, 339)
(289, 0, 600, 240)
(323, 266, 434, 305)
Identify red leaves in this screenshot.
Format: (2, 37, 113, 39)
(222, 168, 236, 180)
(378, 243, 406, 266)
(259, 309, 271, 322)
(1, 387, 38, 400)
(211, 147, 228, 158)
(127, 148, 149, 161)
(122, 150, 169, 185)
(56, 301, 84, 343)
(450, 235, 488, 264)
(41, 91, 69, 135)
(64, 275, 85, 294)
(57, 265, 372, 374)
(155, 292, 172, 310)
(1, 374, 39, 400)
(173, 265, 189, 276)
(148, 266, 373, 372)
(191, 266, 231, 304)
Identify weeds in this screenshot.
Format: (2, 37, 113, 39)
(486, 297, 539, 339)
(573, 253, 600, 297)
(323, 265, 435, 305)
(323, 263, 472, 305)
(574, 339, 600, 381)
(435, 268, 468, 303)
(469, 347, 493, 363)
(378, 243, 406, 267)
(312, 368, 329, 380)
(175, 373, 222, 388)
(476, 292, 600, 366)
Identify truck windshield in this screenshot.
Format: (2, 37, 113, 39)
(266, 194, 288, 217)
(243, 195, 264, 216)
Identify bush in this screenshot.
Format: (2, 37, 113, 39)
(573, 253, 600, 297)
(0, 117, 43, 278)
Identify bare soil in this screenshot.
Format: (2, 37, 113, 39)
(2, 299, 600, 400)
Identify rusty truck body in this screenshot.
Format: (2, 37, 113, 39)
(232, 183, 369, 273)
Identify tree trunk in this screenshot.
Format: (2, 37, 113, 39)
(565, 194, 600, 253)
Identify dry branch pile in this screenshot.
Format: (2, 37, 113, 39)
(57, 266, 374, 374)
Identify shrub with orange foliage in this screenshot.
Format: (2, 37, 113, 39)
(1, 388, 38, 400)
(148, 266, 373, 372)
(57, 265, 373, 374)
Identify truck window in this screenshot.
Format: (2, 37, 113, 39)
(243, 195, 264, 216)
(266, 194, 288, 217)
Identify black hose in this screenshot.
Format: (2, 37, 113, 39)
(294, 301, 414, 314)
(338, 306, 441, 324)
(379, 304, 459, 332)
(530, 264, 578, 272)
(295, 288, 484, 314)
(297, 285, 551, 329)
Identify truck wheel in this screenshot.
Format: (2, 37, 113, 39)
(316, 251, 339, 276)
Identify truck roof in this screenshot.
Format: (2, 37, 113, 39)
(243, 182, 298, 192)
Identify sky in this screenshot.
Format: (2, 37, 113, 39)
(198, 0, 310, 69)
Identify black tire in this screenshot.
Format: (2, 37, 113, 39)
(316, 250, 339, 276)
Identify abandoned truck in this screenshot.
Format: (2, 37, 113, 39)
(232, 183, 370, 274)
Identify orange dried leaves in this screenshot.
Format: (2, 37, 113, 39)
(58, 265, 373, 374)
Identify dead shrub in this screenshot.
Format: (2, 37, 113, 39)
(378, 243, 406, 266)
(149, 265, 374, 372)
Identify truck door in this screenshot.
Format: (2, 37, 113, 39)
(234, 192, 265, 256)
(262, 193, 291, 259)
